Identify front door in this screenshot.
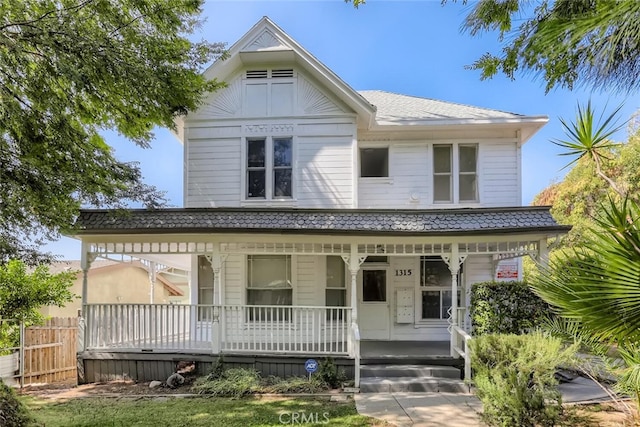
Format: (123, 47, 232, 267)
(358, 268, 390, 340)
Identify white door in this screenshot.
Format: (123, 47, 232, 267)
(359, 268, 390, 340)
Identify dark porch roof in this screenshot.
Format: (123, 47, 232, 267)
(73, 206, 570, 237)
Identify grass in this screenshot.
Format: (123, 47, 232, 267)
(23, 396, 379, 427)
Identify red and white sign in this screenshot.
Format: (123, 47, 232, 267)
(496, 263, 518, 280)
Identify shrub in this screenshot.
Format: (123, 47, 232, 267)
(192, 368, 261, 397)
(470, 280, 551, 336)
(471, 332, 576, 427)
(317, 357, 347, 388)
(0, 379, 31, 427)
(263, 375, 328, 393)
(206, 356, 224, 381)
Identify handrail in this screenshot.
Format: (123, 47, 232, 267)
(451, 325, 472, 381)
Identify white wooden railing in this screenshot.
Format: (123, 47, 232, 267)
(452, 305, 472, 380)
(83, 304, 351, 356)
(451, 325, 472, 381)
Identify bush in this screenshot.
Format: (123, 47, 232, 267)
(471, 332, 576, 427)
(192, 368, 261, 397)
(470, 281, 551, 336)
(0, 380, 31, 427)
(317, 357, 347, 388)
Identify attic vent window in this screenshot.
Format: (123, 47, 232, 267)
(271, 69, 294, 78)
(246, 70, 268, 79)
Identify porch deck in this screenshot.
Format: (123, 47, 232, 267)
(361, 340, 450, 358)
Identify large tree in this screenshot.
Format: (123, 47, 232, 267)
(349, 0, 640, 93)
(0, 0, 225, 265)
(532, 104, 640, 247)
(462, 0, 640, 93)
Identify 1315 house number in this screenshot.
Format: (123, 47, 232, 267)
(395, 269, 412, 276)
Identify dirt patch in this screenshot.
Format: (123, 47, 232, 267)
(564, 401, 640, 426)
(18, 379, 196, 400)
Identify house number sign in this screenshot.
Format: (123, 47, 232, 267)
(395, 269, 412, 276)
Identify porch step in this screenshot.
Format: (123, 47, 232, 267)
(359, 377, 469, 393)
(361, 364, 462, 379)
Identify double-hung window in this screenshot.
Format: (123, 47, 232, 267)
(433, 144, 478, 203)
(197, 255, 215, 321)
(246, 255, 292, 321)
(325, 256, 346, 320)
(419, 257, 460, 321)
(246, 137, 293, 200)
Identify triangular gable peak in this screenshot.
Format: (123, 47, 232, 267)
(241, 26, 290, 52)
(179, 17, 374, 133)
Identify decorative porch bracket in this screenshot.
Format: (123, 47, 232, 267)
(442, 247, 467, 358)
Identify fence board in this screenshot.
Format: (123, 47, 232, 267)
(23, 317, 78, 385)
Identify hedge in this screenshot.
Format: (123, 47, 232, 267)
(470, 280, 551, 336)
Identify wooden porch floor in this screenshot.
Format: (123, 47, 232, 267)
(361, 340, 452, 360)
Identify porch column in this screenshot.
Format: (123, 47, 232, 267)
(443, 245, 466, 357)
(207, 244, 227, 354)
(79, 241, 95, 353)
(147, 261, 157, 304)
(343, 245, 365, 388)
(80, 241, 94, 307)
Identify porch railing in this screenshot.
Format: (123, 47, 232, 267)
(452, 305, 472, 381)
(451, 325, 472, 381)
(83, 304, 351, 356)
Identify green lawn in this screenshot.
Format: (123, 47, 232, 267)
(24, 396, 380, 427)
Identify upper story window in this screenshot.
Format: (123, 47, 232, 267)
(246, 137, 293, 199)
(360, 147, 388, 177)
(433, 144, 478, 203)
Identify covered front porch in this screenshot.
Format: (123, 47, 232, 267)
(74, 207, 567, 385)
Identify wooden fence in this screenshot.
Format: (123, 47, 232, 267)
(23, 317, 78, 385)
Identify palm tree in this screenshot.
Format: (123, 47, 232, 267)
(533, 102, 640, 405)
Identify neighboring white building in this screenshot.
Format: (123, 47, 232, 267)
(71, 18, 568, 385)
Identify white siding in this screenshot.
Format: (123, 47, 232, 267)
(186, 137, 242, 207)
(295, 256, 320, 305)
(480, 142, 519, 206)
(298, 136, 354, 208)
(223, 254, 243, 305)
(359, 143, 428, 208)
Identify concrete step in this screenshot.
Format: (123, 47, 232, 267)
(361, 364, 462, 379)
(360, 377, 469, 393)
(360, 356, 462, 366)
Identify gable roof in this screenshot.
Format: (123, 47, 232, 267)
(175, 17, 547, 142)
(197, 16, 375, 128)
(74, 207, 569, 237)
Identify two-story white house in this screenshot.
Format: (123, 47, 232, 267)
(73, 17, 568, 388)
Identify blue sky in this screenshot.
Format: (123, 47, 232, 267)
(47, 1, 640, 259)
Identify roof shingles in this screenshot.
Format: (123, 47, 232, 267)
(358, 90, 522, 122)
(74, 207, 569, 236)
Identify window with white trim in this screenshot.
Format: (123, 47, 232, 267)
(247, 255, 292, 321)
(246, 137, 293, 200)
(325, 256, 346, 320)
(360, 147, 389, 177)
(433, 144, 478, 203)
(197, 256, 215, 321)
(419, 257, 460, 320)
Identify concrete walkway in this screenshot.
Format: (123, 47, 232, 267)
(356, 376, 615, 426)
(355, 392, 483, 427)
